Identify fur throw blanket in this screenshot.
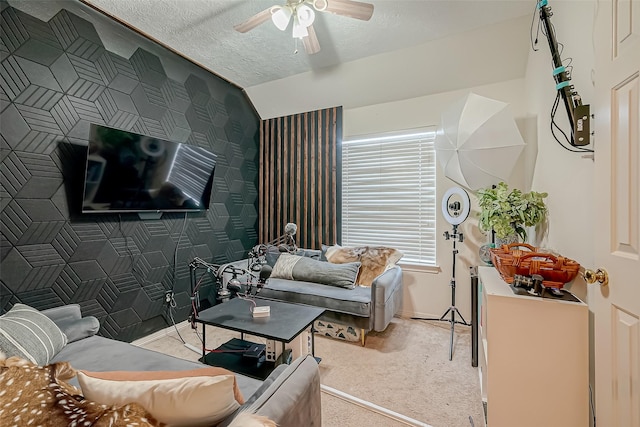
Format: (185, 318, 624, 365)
(0, 356, 161, 427)
(324, 245, 403, 286)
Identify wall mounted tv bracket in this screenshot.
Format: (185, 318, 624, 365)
(538, 0, 591, 146)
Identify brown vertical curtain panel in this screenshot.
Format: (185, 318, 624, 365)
(259, 106, 342, 250)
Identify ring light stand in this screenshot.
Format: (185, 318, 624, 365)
(413, 187, 471, 361)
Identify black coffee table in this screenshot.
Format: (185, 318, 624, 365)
(194, 298, 324, 378)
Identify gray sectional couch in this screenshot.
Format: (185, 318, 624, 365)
(42, 304, 322, 426)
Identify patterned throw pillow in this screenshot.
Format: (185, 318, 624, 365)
(324, 245, 404, 286)
(0, 303, 67, 365)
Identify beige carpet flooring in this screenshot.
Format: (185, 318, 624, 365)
(135, 317, 484, 427)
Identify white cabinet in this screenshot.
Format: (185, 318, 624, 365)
(477, 266, 589, 427)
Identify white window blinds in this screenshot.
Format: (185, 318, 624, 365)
(342, 129, 437, 266)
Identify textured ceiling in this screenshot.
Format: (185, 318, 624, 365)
(75, 0, 534, 89)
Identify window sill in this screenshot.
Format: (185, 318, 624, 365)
(397, 263, 441, 274)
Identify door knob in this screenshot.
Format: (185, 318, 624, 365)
(583, 268, 609, 286)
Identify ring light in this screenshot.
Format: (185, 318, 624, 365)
(417, 185, 471, 360)
(441, 186, 470, 225)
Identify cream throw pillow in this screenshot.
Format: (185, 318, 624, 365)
(77, 367, 244, 427)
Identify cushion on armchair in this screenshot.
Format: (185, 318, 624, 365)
(56, 316, 100, 343)
(41, 303, 100, 343)
(324, 245, 404, 286)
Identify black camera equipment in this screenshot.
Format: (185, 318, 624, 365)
(187, 257, 260, 327)
(538, 0, 590, 146)
(513, 273, 546, 294)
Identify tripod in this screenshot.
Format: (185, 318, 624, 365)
(413, 223, 469, 360)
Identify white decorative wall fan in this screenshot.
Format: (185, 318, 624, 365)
(234, 0, 374, 54)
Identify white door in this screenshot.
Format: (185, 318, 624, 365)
(592, 0, 640, 426)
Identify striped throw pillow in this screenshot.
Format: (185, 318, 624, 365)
(0, 304, 67, 365)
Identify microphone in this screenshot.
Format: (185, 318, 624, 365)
(258, 265, 272, 287)
(226, 277, 242, 294)
(284, 223, 297, 236)
(283, 223, 298, 253)
(265, 223, 298, 249)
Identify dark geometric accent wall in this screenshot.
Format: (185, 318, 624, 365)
(0, 2, 260, 342)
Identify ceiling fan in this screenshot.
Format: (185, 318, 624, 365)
(234, 0, 374, 55)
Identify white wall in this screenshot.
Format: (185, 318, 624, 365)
(246, 15, 530, 120)
(523, 0, 596, 302)
(523, 3, 596, 421)
(342, 0, 599, 317)
(345, 78, 528, 320)
(243, 16, 532, 323)
(341, 0, 597, 317)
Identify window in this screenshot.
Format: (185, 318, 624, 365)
(341, 128, 437, 266)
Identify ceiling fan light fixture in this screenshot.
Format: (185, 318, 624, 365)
(292, 17, 309, 38)
(296, 4, 316, 27)
(271, 6, 292, 31)
(234, 0, 374, 54)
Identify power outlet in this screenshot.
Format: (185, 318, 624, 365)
(164, 290, 174, 305)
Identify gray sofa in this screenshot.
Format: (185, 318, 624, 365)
(233, 251, 404, 345)
(42, 304, 321, 427)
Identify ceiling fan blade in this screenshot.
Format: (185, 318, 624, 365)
(302, 25, 321, 54)
(233, 7, 273, 33)
(323, 0, 374, 21)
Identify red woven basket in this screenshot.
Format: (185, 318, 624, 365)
(490, 243, 581, 289)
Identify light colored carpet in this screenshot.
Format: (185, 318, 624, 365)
(135, 317, 484, 427)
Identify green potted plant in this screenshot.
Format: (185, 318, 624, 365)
(476, 182, 548, 242)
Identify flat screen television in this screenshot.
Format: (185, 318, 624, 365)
(82, 124, 217, 214)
